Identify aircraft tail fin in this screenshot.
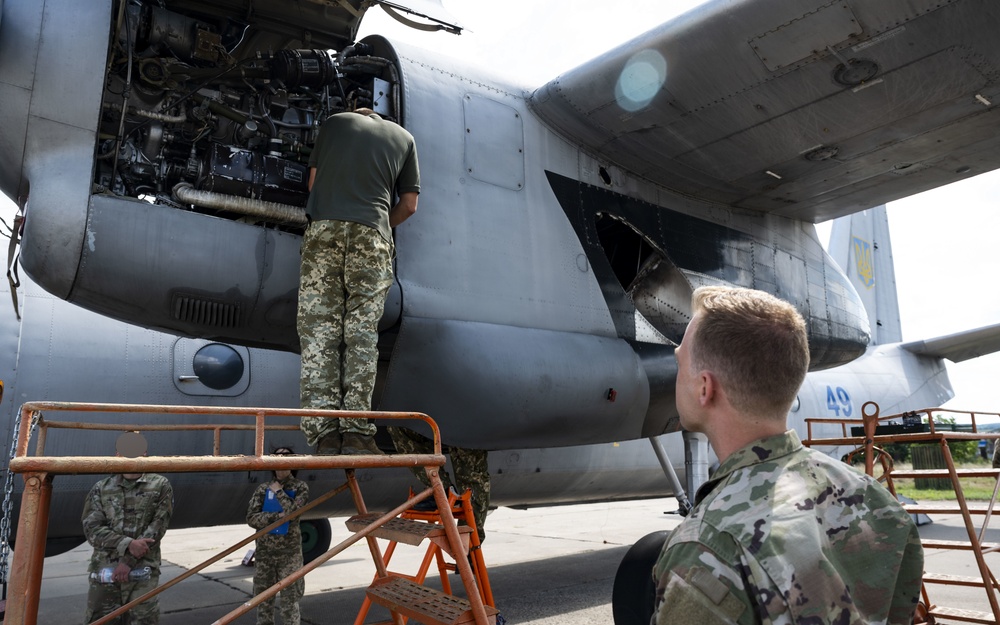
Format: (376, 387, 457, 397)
(828, 205, 902, 346)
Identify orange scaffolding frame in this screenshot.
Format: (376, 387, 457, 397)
(352, 487, 495, 625)
(803, 401, 1000, 624)
(3, 401, 495, 625)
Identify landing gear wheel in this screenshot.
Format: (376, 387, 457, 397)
(300, 518, 332, 564)
(612, 530, 669, 625)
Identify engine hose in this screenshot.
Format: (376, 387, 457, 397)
(104, 101, 187, 123)
(172, 183, 307, 226)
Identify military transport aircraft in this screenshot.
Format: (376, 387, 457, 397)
(3, 0, 1000, 620)
(5, 0, 1000, 443)
(1, 201, 997, 624)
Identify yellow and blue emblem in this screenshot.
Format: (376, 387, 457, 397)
(851, 236, 874, 289)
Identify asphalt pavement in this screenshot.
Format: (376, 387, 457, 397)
(28, 496, 1000, 624)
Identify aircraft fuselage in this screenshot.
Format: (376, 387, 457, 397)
(1, 1, 869, 450)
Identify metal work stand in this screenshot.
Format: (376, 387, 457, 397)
(3, 401, 497, 625)
(803, 401, 1000, 624)
(351, 488, 496, 625)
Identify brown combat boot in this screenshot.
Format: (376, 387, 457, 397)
(315, 431, 342, 455)
(341, 432, 385, 455)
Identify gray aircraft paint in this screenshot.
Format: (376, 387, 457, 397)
(0, 4, 881, 436)
(0, 205, 985, 556)
(1, 0, 1000, 554)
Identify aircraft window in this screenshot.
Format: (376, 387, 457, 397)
(193, 344, 245, 390)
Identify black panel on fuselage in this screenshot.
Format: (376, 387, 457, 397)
(545, 171, 865, 369)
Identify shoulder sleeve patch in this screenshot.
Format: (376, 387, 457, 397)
(656, 566, 746, 624)
(690, 566, 730, 605)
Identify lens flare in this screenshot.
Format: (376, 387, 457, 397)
(615, 49, 667, 112)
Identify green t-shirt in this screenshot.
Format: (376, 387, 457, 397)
(307, 112, 420, 242)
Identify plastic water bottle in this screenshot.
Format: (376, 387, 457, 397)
(89, 566, 152, 584)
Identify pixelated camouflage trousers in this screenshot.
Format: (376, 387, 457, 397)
(298, 220, 393, 445)
(253, 549, 305, 625)
(388, 426, 491, 540)
(86, 576, 159, 625)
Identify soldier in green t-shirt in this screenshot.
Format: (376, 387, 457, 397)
(298, 108, 420, 455)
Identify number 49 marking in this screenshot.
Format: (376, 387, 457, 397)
(826, 386, 852, 417)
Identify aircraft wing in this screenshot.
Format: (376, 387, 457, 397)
(902, 322, 1000, 363)
(529, 0, 1000, 223)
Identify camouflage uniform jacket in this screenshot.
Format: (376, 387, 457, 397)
(82, 473, 174, 574)
(652, 430, 923, 625)
(247, 476, 310, 555)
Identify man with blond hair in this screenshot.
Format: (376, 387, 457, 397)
(652, 286, 923, 624)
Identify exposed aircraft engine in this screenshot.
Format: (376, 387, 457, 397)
(95, 2, 398, 230)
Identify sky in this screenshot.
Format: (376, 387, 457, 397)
(2, 1, 998, 412)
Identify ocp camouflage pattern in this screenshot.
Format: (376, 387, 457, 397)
(82, 473, 173, 624)
(85, 577, 160, 625)
(298, 219, 393, 445)
(652, 430, 923, 625)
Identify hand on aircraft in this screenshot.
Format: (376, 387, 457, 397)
(127, 537, 155, 558)
(111, 561, 132, 583)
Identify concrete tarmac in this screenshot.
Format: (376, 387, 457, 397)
(31, 497, 1000, 624)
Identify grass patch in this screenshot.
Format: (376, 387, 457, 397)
(895, 484, 999, 501)
(883, 460, 1000, 501)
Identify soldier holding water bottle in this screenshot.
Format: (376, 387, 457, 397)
(82, 433, 173, 624)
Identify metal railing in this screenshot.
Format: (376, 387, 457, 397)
(803, 402, 1000, 623)
(2, 401, 492, 625)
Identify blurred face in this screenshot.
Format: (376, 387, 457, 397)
(273, 449, 292, 480)
(116, 452, 143, 480)
(674, 314, 704, 432)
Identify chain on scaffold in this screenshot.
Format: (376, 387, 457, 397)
(0, 407, 39, 584)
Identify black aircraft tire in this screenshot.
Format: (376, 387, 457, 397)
(300, 518, 332, 564)
(612, 529, 670, 625)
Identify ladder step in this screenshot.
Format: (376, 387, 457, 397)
(903, 503, 998, 515)
(892, 469, 1000, 479)
(346, 513, 472, 546)
(922, 538, 1000, 551)
(927, 605, 999, 624)
(366, 575, 498, 625)
(923, 572, 997, 588)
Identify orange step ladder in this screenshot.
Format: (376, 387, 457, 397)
(803, 401, 1000, 624)
(350, 488, 496, 625)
